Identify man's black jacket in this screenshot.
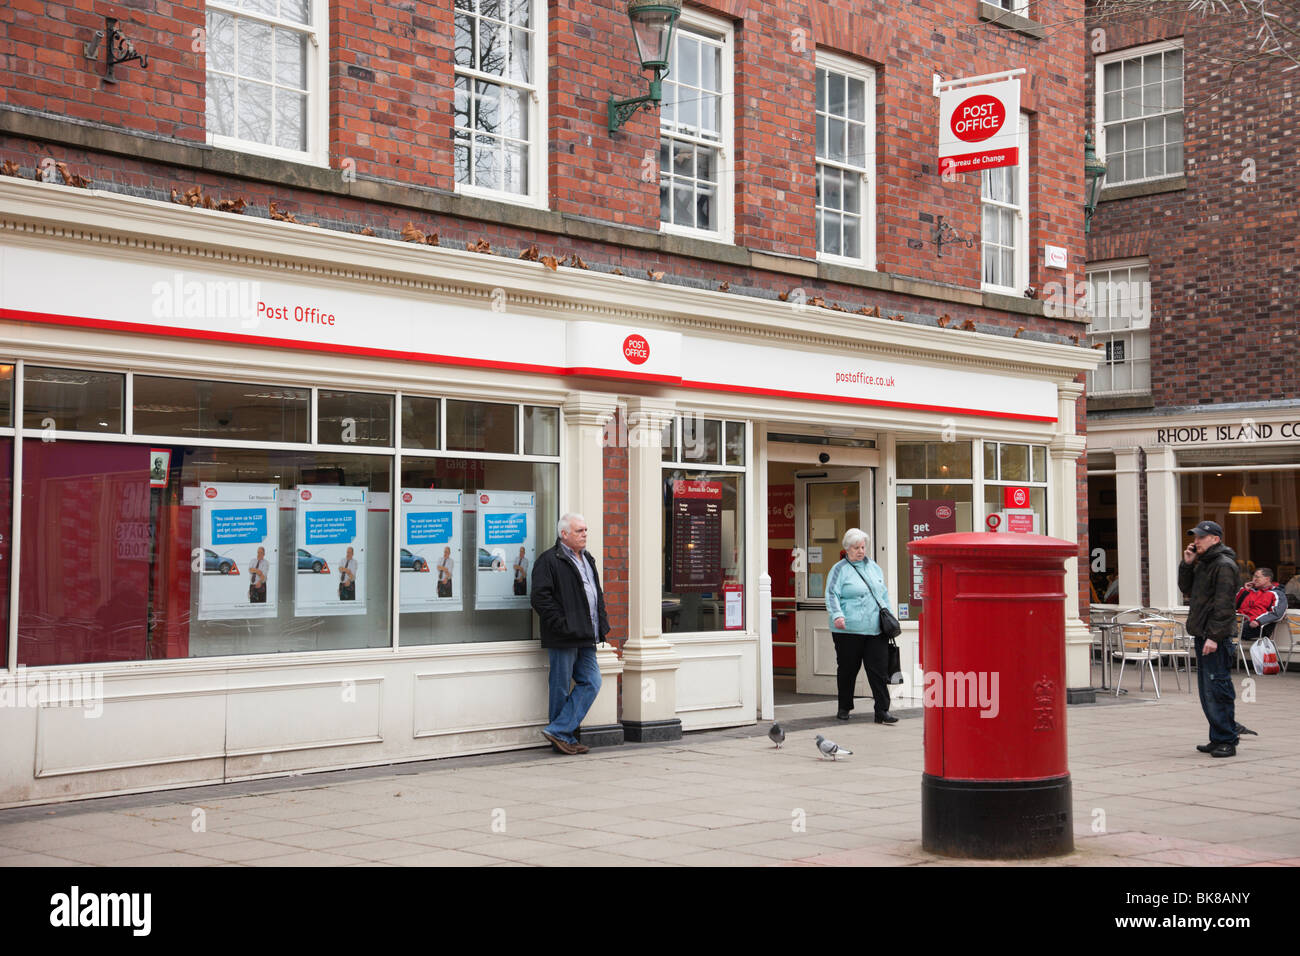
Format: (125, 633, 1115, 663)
(1177, 542, 1240, 640)
(530, 539, 611, 649)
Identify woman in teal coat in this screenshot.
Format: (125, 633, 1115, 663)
(825, 527, 896, 723)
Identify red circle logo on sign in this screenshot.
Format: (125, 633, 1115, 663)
(480, 494, 490, 504)
(1012, 488, 1028, 507)
(301, 490, 312, 501)
(205, 487, 218, 499)
(951, 94, 1006, 143)
(623, 334, 650, 365)
(936, 505, 954, 519)
(986, 513, 1001, 530)
(402, 492, 413, 503)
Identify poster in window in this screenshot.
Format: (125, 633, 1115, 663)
(295, 485, 367, 617)
(401, 488, 462, 613)
(671, 479, 722, 593)
(475, 490, 535, 610)
(197, 482, 279, 621)
(907, 499, 956, 602)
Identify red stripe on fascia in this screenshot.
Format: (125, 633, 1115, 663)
(564, 366, 683, 385)
(678, 379, 1058, 424)
(0, 309, 1057, 423)
(0, 308, 568, 376)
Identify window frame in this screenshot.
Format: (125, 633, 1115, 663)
(658, 7, 735, 244)
(204, 0, 331, 167)
(980, 112, 1030, 295)
(814, 50, 876, 270)
(451, 0, 549, 208)
(1085, 257, 1152, 396)
(1095, 38, 1185, 188)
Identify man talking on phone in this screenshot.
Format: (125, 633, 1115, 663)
(1179, 520, 1252, 757)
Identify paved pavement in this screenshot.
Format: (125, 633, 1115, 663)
(3, 665, 1300, 867)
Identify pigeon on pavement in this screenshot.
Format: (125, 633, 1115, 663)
(768, 723, 785, 748)
(1234, 722, 1258, 737)
(815, 734, 852, 760)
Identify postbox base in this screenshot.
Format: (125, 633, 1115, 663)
(922, 773, 1073, 859)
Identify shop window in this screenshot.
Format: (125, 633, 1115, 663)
(16, 441, 392, 665)
(1097, 41, 1183, 186)
(397, 457, 557, 645)
(682, 417, 722, 465)
(133, 375, 309, 443)
(205, 0, 328, 163)
(318, 390, 394, 447)
(0, 363, 12, 427)
(661, 470, 745, 633)
(660, 12, 733, 241)
(0, 437, 10, 663)
(1086, 259, 1151, 395)
(453, 0, 544, 202)
(1179, 470, 1300, 598)
(446, 399, 516, 454)
(896, 479, 973, 622)
(523, 405, 558, 456)
(1088, 473, 1119, 603)
(983, 440, 1049, 533)
(661, 419, 676, 462)
(815, 53, 875, 268)
(23, 367, 123, 433)
(897, 439, 972, 481)
(724, 421, 745, 466)
(981, 113, 1029, 294)
(401, 396, 441, 450)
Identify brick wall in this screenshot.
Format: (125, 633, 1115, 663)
(1, 0, 1091, 325)
(1085, 5, 1300, 405)
(602, 407, 629, 647)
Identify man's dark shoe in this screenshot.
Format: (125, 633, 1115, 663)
(836, 710, 851, 720)
(875, 713, 899, 724)
(1196, 743, 1215, 753)
(572, 742, 590, 754)
(541, 731, 578, 755)
(1210, 743, 1236, 758)
(1234, 722, 1258, 737)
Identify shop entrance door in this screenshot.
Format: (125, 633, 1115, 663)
(794, 468, 875, 697)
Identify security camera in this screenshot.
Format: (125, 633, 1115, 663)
(818, 452, 830, 464)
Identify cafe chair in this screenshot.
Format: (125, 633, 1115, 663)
(1232, 614, 1254, 675)
(1113, 623, 1161, 698)
(1145, 617, 1192, 693)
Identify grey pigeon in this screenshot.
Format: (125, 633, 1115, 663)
(768, 723, 785, 748)
(815, 734, 852, 760)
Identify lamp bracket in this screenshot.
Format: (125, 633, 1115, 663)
(932, 215, 975, 257)
(98, 16, 149, 84)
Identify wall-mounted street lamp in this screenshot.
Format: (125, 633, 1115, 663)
(607, 0, 682, 134)
(1084, 131, 1107, 234)
(84, 17, 149, 83)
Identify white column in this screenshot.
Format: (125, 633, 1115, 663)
(1146, 444, 1182, 609)
(620, 397, 682, 741)
(561, 391, 624, 745)
(1049, 382, 1091, 695)
(1113, 447, 1143, 607)
(755, 425, 773, 720)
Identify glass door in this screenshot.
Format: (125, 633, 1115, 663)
(795, 468, 873, 696)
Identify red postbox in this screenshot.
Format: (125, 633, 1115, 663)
(908, 532, 1078, 858)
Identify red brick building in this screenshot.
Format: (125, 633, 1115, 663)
(1082, 1, 1300, 617)
(0, 0, 1098, 804)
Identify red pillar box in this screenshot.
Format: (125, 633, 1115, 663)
(908, 532, 1078, 858)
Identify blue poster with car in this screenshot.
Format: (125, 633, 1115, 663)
(400, 488, 462, 614)
(475, 490, 535, 611)
(197, 482, 279, 621)
(295, 485, 367, 617)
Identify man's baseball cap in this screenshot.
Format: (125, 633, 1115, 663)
(1188, 520, 1224, 538)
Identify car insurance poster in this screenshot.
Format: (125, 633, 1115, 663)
(295, 485, 367, 617)
(401, 488, 462, 613)
(197, 482, 279, 621)
(475, 490, 535, 610)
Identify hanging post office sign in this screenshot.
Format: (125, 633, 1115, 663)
(938, 77, 1021, 174)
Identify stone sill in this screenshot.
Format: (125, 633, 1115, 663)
(1098, 175, 1187, 202)
(977, 1, 1045, 40)
(0, 106, 1077, 321)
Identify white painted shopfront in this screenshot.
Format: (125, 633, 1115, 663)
(0, 178, 1098, 805)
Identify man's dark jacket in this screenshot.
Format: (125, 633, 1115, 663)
(530, 539, 611, 649)
(1177, 542, 1240, 640)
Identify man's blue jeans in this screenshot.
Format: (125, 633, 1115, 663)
(1196, 636, 1237, 744)
(544, 645, 601, 745)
